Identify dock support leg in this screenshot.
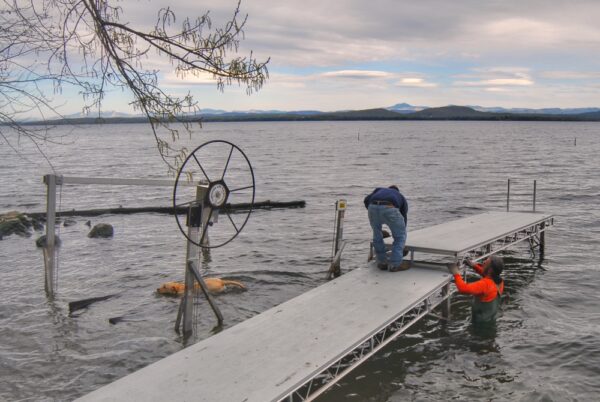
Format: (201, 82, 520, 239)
(506, 179, 511, 212)
(43, 174, 57, 299)
(441, 282, 451, 321)
(539, 222, 546, 258)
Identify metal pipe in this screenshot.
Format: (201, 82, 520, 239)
(506, 179, 511, 212)
(539, 222, 546, 256)
(181, 225, 198, 337)
(441, 282, 451, 320)
(533, 180, 537, 212)
(188, 261, 223, 325)
(327, 200, 346, 278)
(57, 176, 201, 187)
(43, 174, 57, 298)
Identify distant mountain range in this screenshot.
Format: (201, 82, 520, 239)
(21, 103, 600, 124)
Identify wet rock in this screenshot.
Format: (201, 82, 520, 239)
(88, 223, 114, 238)
(0, 211, 33, 239)
(63, 219, 77, 227)
(36, 234, 62, 248)
(31, 217, 44, 231)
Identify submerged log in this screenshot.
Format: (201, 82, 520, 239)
(27, 199, 306, 219)
(69, 294, 116, 314)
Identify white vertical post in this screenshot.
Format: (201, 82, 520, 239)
(43, 174, 57, 298)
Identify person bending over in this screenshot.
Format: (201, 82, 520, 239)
(364, 185, 408, 272)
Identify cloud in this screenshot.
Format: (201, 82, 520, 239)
(320, 70, 392, 79)
(541, 71, 600, 80)
(161, 72, 217, 86)
(454, 68, 534, 88)
(395, 77, 437, 88)
(89, 1, 600, 110)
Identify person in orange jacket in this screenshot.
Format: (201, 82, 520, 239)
(448, 256, 505, 323)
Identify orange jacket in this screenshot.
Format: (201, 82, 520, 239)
(453, 263, 504, 302)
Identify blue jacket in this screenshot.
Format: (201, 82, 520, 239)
(364, 187, 408, 225)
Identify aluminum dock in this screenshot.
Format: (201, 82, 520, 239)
(77, 211, 553, 402)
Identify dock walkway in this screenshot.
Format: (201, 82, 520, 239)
(78, 211, 553, 402)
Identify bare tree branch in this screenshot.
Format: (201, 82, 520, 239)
(0, 0, 269, 173)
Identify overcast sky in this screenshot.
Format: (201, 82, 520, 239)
(101, 0, 600, 112)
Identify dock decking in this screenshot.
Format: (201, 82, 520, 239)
(77, 211, 553, 402)
(404, 211, 553, 256)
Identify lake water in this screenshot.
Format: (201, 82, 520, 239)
(1, 121, 599, 401)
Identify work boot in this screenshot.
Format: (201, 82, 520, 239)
(389, 261, 411, 272)
(377, 261, 388, 270)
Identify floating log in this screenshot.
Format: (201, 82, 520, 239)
(69, 294, 116, 314)
(27, 200, 305, 219)
(108, 316, 144, 325)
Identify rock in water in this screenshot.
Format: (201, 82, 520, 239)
(63, 219, 77, 227)
(88, 223, 114, 238)
(35, 235, 62, 248)
(0, 211, 34, 239)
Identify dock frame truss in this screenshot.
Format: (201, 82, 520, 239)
(280, 279, 453, 402)
(286, 215, 553, 402)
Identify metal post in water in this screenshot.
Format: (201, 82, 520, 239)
(334, 199, 346, 256)
(539, 222, 546, 257)
(441, 282, 451, 320)
(533, 180, 537, 212)
(43, 174, 57, 298)
(197, 186, 211, 261)
(328, 199, 346, 279)
(200, 190, 210, 248)
(181, 221, 199, 337)
(506, 179, 511, 212)
(188, 261, 223, 326)
(178, 184, 221, 336)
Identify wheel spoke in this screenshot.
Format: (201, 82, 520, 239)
(192, 153, 211, 183)
(225, 210, 240, 234)
(221, 145, 234, 180)
(230, 184, 254, 193)
(175, 200, 199, 208)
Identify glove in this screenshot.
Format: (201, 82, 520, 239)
(446, 263, 460, 275)
(463, 257, 473, 268)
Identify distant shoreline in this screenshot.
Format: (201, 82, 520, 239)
(15, 105, 600, 125)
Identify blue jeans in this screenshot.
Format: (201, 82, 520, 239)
(368, 204, 407, 267)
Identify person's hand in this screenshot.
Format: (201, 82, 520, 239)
(463, 257, 473, 268)
(446, 263, 460, 275)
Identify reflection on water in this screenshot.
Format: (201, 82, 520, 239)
(1, 121, 599, 401)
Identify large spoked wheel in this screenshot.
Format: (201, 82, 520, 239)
(173, 140, 255, 248)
